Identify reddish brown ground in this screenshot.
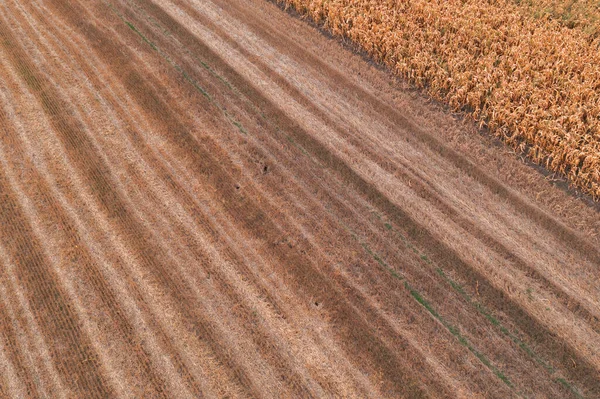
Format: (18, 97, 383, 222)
(0, 0, 598, 397)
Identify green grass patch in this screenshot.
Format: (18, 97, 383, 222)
(556, 377, 585, 399)
(337, 219, 517, 392)
(360, 242, 403, 280)
(125, 21, 157, 51)
(404, 280, 514, 388)
(374, 212, 584, 395)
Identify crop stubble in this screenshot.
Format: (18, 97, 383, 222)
(0, 0, 598, 397)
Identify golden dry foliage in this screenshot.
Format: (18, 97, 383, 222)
(277, 0, 600, 199)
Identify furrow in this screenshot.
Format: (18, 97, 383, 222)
(1, 0, 597, 397)
(186, 0, 600, 339)
(118, 0, 600, 395)
(0, 282, 35, 398)
(0, 155, 112, 397)
(89, 0, 460, 395)
(6, 0, 286, 395)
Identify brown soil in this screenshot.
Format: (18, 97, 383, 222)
(0, 0, 598, 397)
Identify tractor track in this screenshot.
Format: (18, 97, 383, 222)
(0, 0, 598, 397)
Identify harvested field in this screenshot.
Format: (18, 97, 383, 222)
(277, 0, 600, 199)
(0, 0, 599, 398)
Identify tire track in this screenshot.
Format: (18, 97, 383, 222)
(0, 6, 247, 396)
(109, 0, 600, 394)
(85, 1, 461, 395)
(0, 36, 116, 399)
(0, 152, 112, 398)
(101, 100, 386, 396)
(169, 0, 600, 355)
(0, 201, 68, 399)
(31, 2, 324, 396)
(0, 284, 36, 398)
(0, 338, 22, 398)
(0, 328, 25, 399)
(15, 0, 346, 396)
(3, 0, 292, 395)
(0, 12, 208, 397)
(1, 0, 598, 397)
(116, 1, 600, 395)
